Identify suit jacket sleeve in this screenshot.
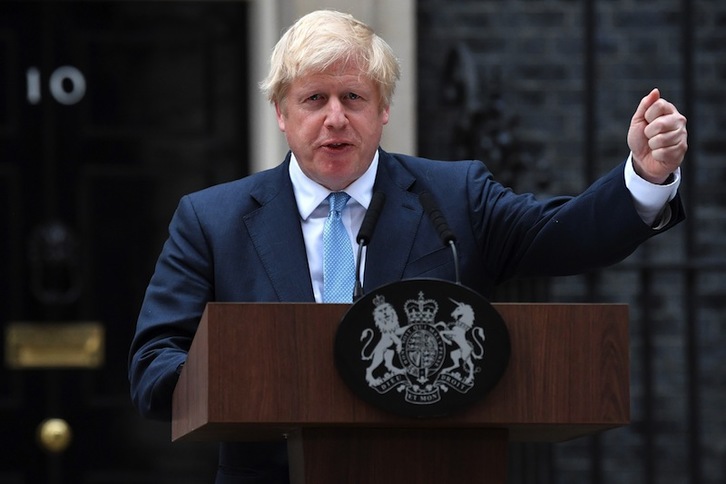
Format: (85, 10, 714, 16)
(468, 159, 685, 283)
(128, 194, 213, 420)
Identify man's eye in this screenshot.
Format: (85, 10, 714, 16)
(347, 93, 361, 100)
(308, 94, 322, 101)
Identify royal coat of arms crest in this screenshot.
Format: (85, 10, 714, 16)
(335, 279, 510, 418)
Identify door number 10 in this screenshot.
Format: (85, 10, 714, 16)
(26, 66, 86, 105)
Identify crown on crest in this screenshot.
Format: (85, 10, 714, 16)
(404, 291, 438, 324)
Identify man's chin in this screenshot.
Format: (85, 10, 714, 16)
(317, 171, 359, 191)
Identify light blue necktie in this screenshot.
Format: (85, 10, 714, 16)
(322, 192, 355, 303)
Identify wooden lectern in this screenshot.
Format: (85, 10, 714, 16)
(172, 303, 629, 484)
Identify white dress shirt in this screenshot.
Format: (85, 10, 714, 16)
(624, 153, 680, 229)
(289, 151, 378, 302)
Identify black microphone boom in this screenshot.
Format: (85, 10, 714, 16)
(419, 191, 461, 284)
(353, 192, 386, 300)
(357, 191, 386, 245)
(419, 192, 457, 245)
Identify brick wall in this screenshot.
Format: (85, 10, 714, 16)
(416, 1, 726, 483)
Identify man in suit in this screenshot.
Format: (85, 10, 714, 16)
(128, 9, 687, 484)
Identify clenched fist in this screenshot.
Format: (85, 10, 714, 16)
(627, 88, 688, 184)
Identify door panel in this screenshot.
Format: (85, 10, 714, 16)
(0, 2, 248, 482)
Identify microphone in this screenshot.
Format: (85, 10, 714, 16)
(419, 191, 461, 284)
(353, 192, 386, 300)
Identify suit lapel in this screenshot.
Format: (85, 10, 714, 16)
(243, 160, 315, 302)
(242, 151, 428, 299)
(363, 151, 424, 291)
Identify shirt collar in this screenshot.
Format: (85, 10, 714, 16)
(289, 150, 379, 220)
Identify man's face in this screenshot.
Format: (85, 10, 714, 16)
(275, 63, 390, 191)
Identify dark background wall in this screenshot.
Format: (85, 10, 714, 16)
(417, 1, 725, 483)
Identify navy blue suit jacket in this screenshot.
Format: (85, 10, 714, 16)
(129, 149, 683, 481)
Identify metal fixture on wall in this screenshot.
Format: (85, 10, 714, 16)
(28, 220, 82, 306)
(441, 43, 551, 195)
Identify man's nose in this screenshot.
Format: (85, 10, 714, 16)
(324, 98, 349, 128)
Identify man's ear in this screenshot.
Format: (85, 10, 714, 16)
(381, 104, 390, 125)
(275, 102, 286, 132)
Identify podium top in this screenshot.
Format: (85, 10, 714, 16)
(172, 302, 629, 443)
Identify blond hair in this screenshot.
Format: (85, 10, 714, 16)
(259, 10, 400, 109)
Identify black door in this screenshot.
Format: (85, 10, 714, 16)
(0, 2, 248, 482)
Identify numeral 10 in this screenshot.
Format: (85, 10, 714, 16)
(26, 66, 86, 105)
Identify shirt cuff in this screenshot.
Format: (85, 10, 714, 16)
(624, 153, 680, 228)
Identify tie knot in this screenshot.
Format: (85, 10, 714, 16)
(328, 192, 350, 216)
